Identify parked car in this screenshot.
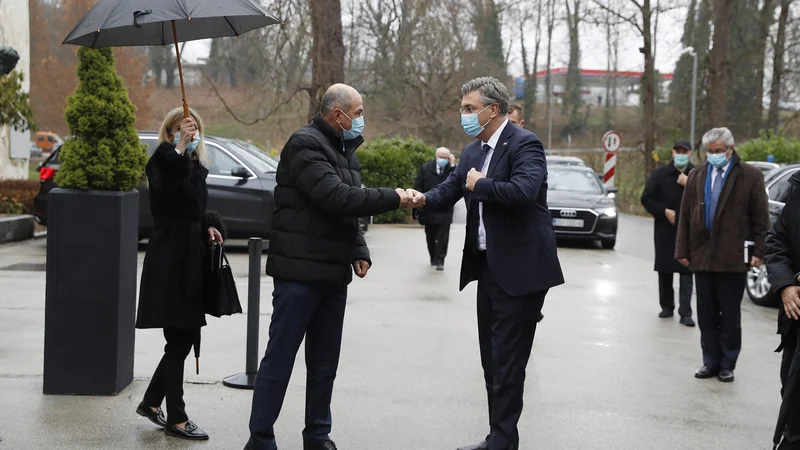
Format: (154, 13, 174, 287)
(547, 165, 618, 249)
(745, 163, 800, 306)
(747, 161, 781, 179)
(546, 155, 587, 167)
(34, 133, 372, 238)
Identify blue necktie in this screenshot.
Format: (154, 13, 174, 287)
(478, 144, 491, 172)
(709, 168, 724, 228)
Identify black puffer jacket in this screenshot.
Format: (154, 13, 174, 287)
(266, 115, 401, 285)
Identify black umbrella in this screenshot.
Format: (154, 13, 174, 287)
(63, 0, 280, 117)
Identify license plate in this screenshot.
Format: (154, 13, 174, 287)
(553, 218, 584, 228)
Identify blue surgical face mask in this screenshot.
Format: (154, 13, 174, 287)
(707, 152, 728, 168)
(174, 132, 201, 154)
(673, 154, 690, 167)
(436, 158, 449, 167)
(461, 105, 491, 137)
(339, 110, 365, 140)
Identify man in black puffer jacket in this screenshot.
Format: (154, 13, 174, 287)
(246, 84, 410, 450)
(767, 171, 800, 450)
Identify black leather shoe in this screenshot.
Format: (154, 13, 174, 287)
(135, 404, 167, 428)
(457, 441, 489, 450)
(165, 421, 209, 441)
(304, 439, 338, 450)
(680, 317, 696, 327)
(695, 365, 719, 379)
(436, 264, 444, 271)
(659, 310, 674, 318)
(718, 369, 735, 382)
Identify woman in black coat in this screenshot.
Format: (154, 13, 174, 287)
(135, 107, 225, 441)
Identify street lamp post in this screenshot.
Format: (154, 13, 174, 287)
(681, 46, 698, 149)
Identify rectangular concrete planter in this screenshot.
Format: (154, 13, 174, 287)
(44, 188, 139, 395)
(0, 214, 34, 244)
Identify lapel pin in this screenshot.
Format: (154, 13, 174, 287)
(503, 142, 508, 146)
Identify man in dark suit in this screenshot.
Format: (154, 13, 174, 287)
(415, 147, 456, 270)
(407, 76, 564, 450)
(640, 140, 696, 326)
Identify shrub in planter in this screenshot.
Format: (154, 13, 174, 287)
(357, 137, 434, 224)
(44, 47, 147, 396)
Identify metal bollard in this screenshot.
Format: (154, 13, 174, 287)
(222, 237, 263, 389)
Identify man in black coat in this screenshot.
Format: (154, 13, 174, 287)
(415, 146, 456, 270)
(245, 84, 410, 450)
(766, 171, 800, 450)
(641, 140, 696, 327)
(408, 77, 564, 450)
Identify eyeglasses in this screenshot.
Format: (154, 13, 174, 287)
(706, 146, 729, 155)
(459, 104, 493, 115)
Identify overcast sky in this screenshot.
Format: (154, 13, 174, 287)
(180, 5, 688, 79)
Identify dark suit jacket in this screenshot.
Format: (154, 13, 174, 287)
(414, 160, 455, 225)
(424, 121, 564, 296)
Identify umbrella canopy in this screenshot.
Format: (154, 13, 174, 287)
(62, 0, 281, 117)
(63, 0, 280, 47)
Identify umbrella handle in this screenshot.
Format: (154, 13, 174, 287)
(171, 20, 190, 118)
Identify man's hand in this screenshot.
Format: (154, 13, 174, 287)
(353, 260, 370, 278)
(448, 153, 456, 165)
(208, 226, 223, 244)
(396, 188, 412, 209)
(750, 256, 765, 267)
(677, 173, 688, 187)
(782, 286, 800, 320)
(466, 168, 486, 191)
(678, 258, 690, 267)
(406, 189, 426, 208)
(665, 208, 677, 225)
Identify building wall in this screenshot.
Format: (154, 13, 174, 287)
(0, 0, 31, 180)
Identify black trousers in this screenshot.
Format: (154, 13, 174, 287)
(248, 279, 347, 450)
(695, 272, 746, 371)
(425, 224, 450, 265)
(476, 255, 546, 450)
(658, 272, 694, 318)
(777, 328, 800, 449)
(141, 327, 198, 425)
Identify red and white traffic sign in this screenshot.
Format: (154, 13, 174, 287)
(602, 131, 621, 186)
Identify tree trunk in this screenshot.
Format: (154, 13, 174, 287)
(754, 0, 777, 133)
(563, 0, 581, 119)
(604, 6, 612, 129)
(768, 0, 792, 130)
(545, 0, 554, 147)
(308, 0, 346, 122)
(530, 7, 542, 126)
(708, 0, 734, 126)
(642, 0, 656, 174)
(520, 20, 532, 124)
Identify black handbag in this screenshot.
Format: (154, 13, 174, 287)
(205, 243, 242, 318)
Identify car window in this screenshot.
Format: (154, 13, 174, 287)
(140, 137, 160, 156)
(768, 170, 798, 203)
(206, 144, 243, 177)
(548, 169, 604, 194)
(227, 140, 277, 173)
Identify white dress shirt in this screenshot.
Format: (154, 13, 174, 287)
(477, 119, 508, 251)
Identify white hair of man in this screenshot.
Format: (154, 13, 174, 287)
(701, 127, 735, 149)
(435, 147, 451, 157)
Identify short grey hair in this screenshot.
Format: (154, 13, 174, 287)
(435, 147, 450, 156)
(461, 77, 510, 115)
(701, 127, 735, 149)
(320, 87, 352, 115)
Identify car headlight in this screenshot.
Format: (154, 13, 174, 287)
(599, 207, 617, 218)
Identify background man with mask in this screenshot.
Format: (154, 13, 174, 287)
(245, 84, 412, 450)
(676, 127, 769, 383)
(641, 140, 696, 326)
(406, 77, 564, 450)
(508, 103, 525, 128)
(414, 147, 456, 270)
